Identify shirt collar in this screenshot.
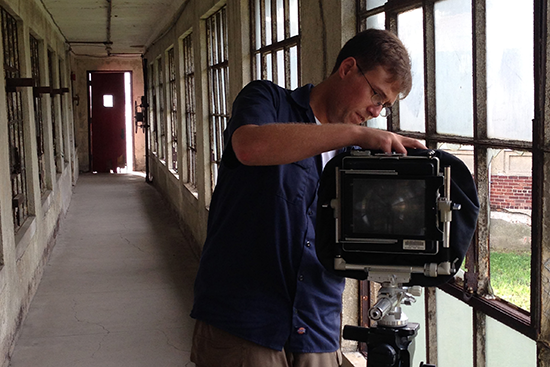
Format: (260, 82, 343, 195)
(290, 83, 315, 122)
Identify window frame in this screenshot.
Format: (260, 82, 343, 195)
(181, 33, 197, 190)
(250, 0, 301, 89)
(167, 47, 178, 173)
(30, 34, 47, 194)
(357, 0, 541, 342)
(206, 6, 229, 191)
(156, 57, 166, 161)
(2, 7, 30, 233)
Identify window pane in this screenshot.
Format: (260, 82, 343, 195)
(405, 294, 426, 367)
(365, 116, 386, 130)
(277, 49, 285, 86)
(398, 8, 425, 133)
(436, 289, 474, 367)
(366, 13, 385, 30)
(276, 0, 284, 42)
(367, 0, 387, 11)
(255, 53, 261, 80)
(290, 45, 298, 89)
(266, 53, 273, 81)
(437, 143, 475, 174)
(435, 0, 473, 137)
(489, 149, 532, 310)
(486, 316, 537, 367)
(265, 0, 272, 45)
(486, 0, 533, 141)
(289, 0, 299, 37)
(103, 94, 113, 107)
(255, 0, 261, 49)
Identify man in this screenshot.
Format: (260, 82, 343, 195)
(190, 29, 425, 367)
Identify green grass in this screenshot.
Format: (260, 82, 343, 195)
(490, 251, 531, 311)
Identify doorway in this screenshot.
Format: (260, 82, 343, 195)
(88, 71, 133, 173)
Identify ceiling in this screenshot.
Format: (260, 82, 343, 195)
(41, 0, 188, 57)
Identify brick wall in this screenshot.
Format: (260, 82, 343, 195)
(490, 175, 532, 210)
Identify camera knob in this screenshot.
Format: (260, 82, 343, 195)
(409, 286, 422, 297)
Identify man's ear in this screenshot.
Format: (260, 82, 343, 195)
(338, 57, 357, 79)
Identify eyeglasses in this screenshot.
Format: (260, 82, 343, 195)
(356, 64, 392, 118)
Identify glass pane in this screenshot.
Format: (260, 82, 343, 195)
(398, 8, 425, 133)
(265, 0, 272, 45)
(255, 53, 261, 80)
(266, 53, 273, 81)
(366, 13, 385, 30)
(436, 289, 474, 367)
(277, 49, 285, 87)
(103, 94, 114, 107)
(486, 0, 533, 141)
(434, 0, 473, 137)
(486, 316, 537, 367)
(489, 149, 532, 311)
(255, 0, 261, 49)
(365, 116, 386, 130)
(289, 0, 299, 37)
(405, 294, 426, 367)
(290, 46, 298, 89)
(367, 0, 387, 11)
(276, 0, 284, 42)
(437, 143, 474, 174)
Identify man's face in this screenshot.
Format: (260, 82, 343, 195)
(332, 60, 401, 125)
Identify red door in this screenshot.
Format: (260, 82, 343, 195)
(90, 72, 126, 173)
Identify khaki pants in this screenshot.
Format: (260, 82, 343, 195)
(191, 320, 342, 367)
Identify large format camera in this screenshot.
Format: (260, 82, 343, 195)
(316, 149, 479, 367)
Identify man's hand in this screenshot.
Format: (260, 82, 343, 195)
(356, 126, 426, 155)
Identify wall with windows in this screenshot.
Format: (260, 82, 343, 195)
(0, 0, 77, 362)
(143, 0, 356, 247)
(144, 0, 550, 366)
(143, 0, 361, 358)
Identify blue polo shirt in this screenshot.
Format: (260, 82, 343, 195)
(191, 80, 346, 352)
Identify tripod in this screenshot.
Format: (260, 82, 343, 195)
(342, 279, 436, 367)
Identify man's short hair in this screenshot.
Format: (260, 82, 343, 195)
(332, 29, 412, 98)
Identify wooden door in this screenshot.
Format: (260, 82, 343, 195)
(89, 72, 126, 173)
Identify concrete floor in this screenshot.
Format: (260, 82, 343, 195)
(9, 173, 199, 367)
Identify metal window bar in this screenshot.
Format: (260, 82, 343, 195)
(251, 0, 301, 89)
(48, 50, 59, 173)
(30, 35, 46, 193)
(58, 58, 66, 163)
(206, 7, 229, 190)
(157, 58, 166, 160)
(182, 34, 197, 188)
(2, 7, 29, 231)
(358, 0, 538, 344)
(168, 48, 178, 172)
(149, 63, 158, 154)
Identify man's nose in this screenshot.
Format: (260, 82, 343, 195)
(367, 104, 383, 118)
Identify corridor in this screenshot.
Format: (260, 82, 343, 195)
(8, 174, 199, 367)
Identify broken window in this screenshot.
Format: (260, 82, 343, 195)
(358, 0, 538, 365)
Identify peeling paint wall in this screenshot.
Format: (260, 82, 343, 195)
(0, 0, 77, 365)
